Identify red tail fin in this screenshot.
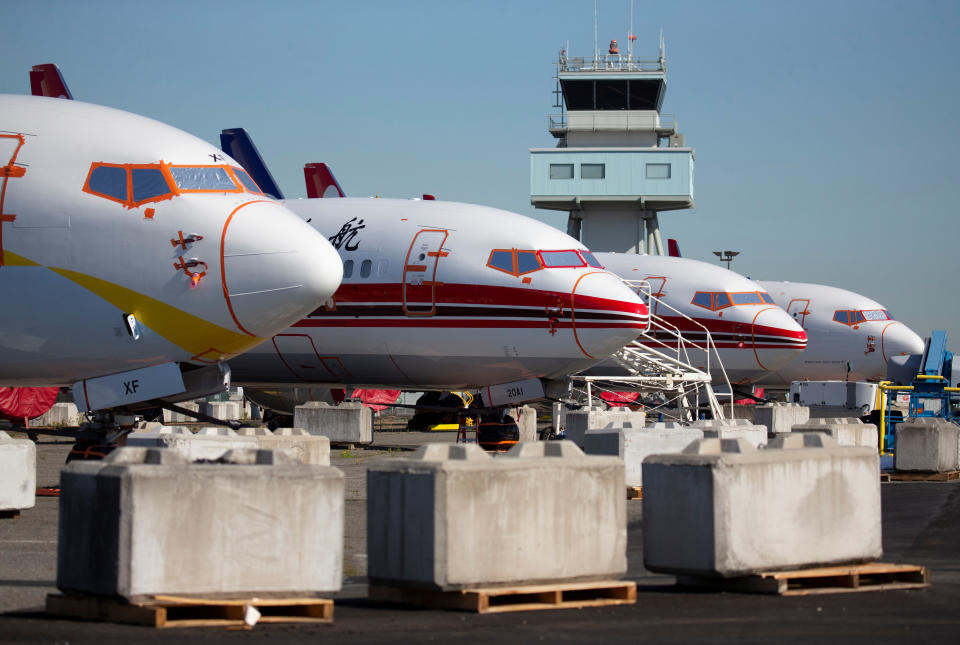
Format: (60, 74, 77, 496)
(667, 238, 681, 257)
(29, 64, 72, 99)
(304, 163, 345, 199)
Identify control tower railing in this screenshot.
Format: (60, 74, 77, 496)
(548, 112, 676, 134)
(558, 53, 665, 73)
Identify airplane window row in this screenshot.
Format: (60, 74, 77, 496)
(84, 162, 264, 208)
(486, 248, 603, 277)
(343, 258, 388, 279)
(691, 291, 776, 311)
(833, 309, 892, 325)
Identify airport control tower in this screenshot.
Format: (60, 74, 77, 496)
(529, 36, 693, 255)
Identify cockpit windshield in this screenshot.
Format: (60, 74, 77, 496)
(833, 309, 893, 325)
(486, 248, 601, 277)
(83, 162, 264, 209)
(691, 291, 773, 311)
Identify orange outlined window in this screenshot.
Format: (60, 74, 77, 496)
(84, 162, 175, 209)
(834, 309, 886, 326)
(580, 250, 604, 269)
(229, 167, 264, 195)
(486, 249, 545, 277)
(538, 249, 586, 268)
(167, 166, 240, 193)
(692, 291, 772, 311)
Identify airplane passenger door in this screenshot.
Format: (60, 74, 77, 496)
(0, 133, 27, 267)
(786, 298, 811, 329)
(643, 276, 667, 317)
(403, 229, 449, 316)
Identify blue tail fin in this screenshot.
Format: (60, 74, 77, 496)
(219, 128, 284, 200)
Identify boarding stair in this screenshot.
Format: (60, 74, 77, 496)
(570, 280, 732, 422)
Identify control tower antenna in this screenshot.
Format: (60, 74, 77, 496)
(593, 0, 599, 63)
(628, 0, 635, 61)
(529, 20, 694, 256)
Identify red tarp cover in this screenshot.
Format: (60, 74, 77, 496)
(0, 386, 59, 421)
(599, 391, 641, 405)
(351, 389, 401, 412)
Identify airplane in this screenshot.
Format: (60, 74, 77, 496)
(217, 130, 650, 413)
(0, 65, 342, 419)
(585, 253, 808, 385)
(753, 280, 925, 385)
(661, 238, 924, 387)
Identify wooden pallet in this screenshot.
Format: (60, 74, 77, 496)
(369, 579, 636, 614)
(882, 470, 959, 482)
(46, 593, 334, 628)
(677, 562, 929, 596)
(627, 486, 643, 500)
(0, 509, 20, 519)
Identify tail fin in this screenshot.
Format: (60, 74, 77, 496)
(219, 128, 284, 200)
(29, 63, 72, 99)
(304, 163, 345, 198)
(667, 238, 681, 257)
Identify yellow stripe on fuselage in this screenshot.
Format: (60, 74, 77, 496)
(5, 250, 262, 359)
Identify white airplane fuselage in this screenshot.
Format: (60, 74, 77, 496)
(593, 254, 808, 384)
(228, 198, 649, 390)
(0, 95, 342, 387)
(754, 281, 925, 385)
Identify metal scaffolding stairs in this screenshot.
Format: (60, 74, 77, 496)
(571, 280, 733, 422)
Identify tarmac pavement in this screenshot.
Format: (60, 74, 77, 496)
(1, 432, 958, 643)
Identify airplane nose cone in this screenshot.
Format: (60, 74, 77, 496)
(220, 201, 342, 337)
(751, 306, 808, 372)
(570, 272, 649, 359)
(881, 322, 925, 363)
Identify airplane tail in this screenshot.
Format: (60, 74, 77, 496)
(667, 238, 681, 257)
(219, 128, 284, 200)
(29, 63, 73, 99)
(304, 163, 345, 199)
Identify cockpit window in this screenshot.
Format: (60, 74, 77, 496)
(834, 309, 890, 325)
(169, 167, 237, 191)
(691, 290, 773, 311)
(488, 250, 514, 274)
(538, 250, 586, 268)
(131, 167, 170, 203)
(580, 251, 603, 268)
(730, 292, 762, 305)
(87, 165, 127, 202)
(231, 167, 263, 194)
(516, 251, 541, 274)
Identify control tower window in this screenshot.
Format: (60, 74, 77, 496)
(581, 164, 605, 179)
(87, 165, 128, 202)
(169, 167, 237, 191)
(549, 164, 574, 180)
(131, 167, 171, 204)
(646, 164, 671, 179)
(596, 80, 629, 110)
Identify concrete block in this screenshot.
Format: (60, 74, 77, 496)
(32, 402, 79, 426)
(367, 441, 625, 590)
(643, 435, 881, 577)
(126, 426, 258, 461)
(199, 400, 242, 421)
(895, 419, 960, 472)
(516, 405, 538, 442)
(57, 447, 344, 599)
(792, 419, 878, 449)
(754, 403, 809, 434)
(691, 419, 768, 448)
(162, 402, 198, 424)
(294, 402, 372, 445)
(563, 406, 645, 447)
(235, 427, 330, 466)
(0, 431, 35, 512)
(583, 423, 703, 487)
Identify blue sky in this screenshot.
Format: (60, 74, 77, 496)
(2, 0, 958, 345)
